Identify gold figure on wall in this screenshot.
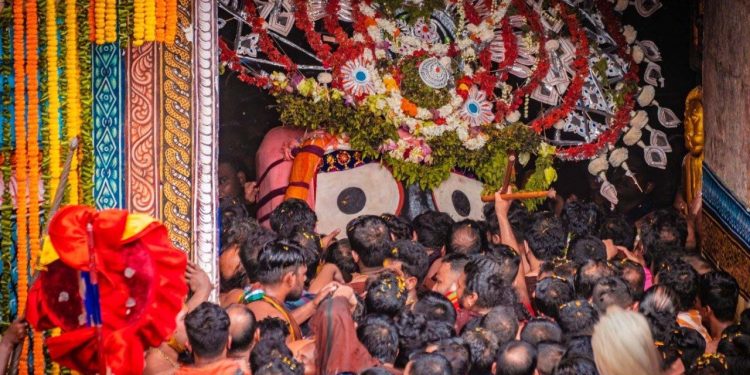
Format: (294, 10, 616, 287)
(684, 86, 704, 205)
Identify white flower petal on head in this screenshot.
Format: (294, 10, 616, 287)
(632, 45, 645, 64)
(608, 148, 629, 167)
(588, 156, 610, 176)
(317, 72, 333, 84)
(623, 25, 637, 45)
(623, 127, 643, 146)
(505, 110, 521, 123)
(637, 85, 656, 107)
(630, 110, 648, 129)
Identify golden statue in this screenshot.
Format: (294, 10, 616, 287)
(684, 86, 704, 205)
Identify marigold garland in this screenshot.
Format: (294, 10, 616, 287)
(95, 0, 105, 43)
(144, 0, 155, 41)
(105, 0, 117, 43)
(165, 0, 177, 43)
(155, 0, 166, 42)
(12, 1, 30, 373)
(65, 0, 81, 204)
(46, 0, 62, 199)
(133, 0, 145, 45)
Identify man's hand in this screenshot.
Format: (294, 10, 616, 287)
(244, 181, 259, 204)
(617, 246, 646, 267)
(186, 262, 213, 296)
(494, 186, 513, 218)
(320, 229, 341, 250)
(1, 318, 28, 346)
(332, 285, 358, 312)
(313, 282, 340, 307)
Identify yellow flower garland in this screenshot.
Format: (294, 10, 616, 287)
(12, 1, 29, 373)
(65, 0, 81, 204)
(47, 0, 62, 196)
(133, 0, 145, 46)
(105, 0, 117, 43)
(145, 0, 156, 41)
(95, 0, 105, 44)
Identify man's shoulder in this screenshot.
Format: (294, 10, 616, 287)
(246, 300, 286, 321)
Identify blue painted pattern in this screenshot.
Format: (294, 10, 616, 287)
(92, 43, 125, 209)
(703, 165, 750, 249)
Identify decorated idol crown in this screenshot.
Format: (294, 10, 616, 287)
(219, 0, 675, 208)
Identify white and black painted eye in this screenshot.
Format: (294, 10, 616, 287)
(431, 172, 486, 221)
(315, 162, 404, 237)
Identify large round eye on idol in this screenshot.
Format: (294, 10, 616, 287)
(431, 172, 486, 221)
(314, 162, 404, 238)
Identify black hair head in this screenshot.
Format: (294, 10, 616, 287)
(359, 368, 394, 375)
(592, 276, 634, 313)
(533, 276, 575, 320)
(646, 241, 685, 274)
(323, 239, 358, 283)
(483, 201, 529, 243)
(461, 327, 500, 375)
(575, 259, 616, 300)
(251, 319, 294, 372)
(480, 305, 519, 348)
(238, 223, 278, 283)
(347, 215, 393, 268)
(395, 310, 455, 367)
(562, 200, 603, 239)
(567, 235, 607, 265)
(449, 219, 484, 255)
(553, 355, 598, 375)
(365, 270, 408, 318)
(668, 326, 707, 370)
(639, 208, 688, 252)
(639, 284, 680, 342)
(269, 198, 317, 238)
(255, 239, 308, 285)
(525, 212, 566, 262)
(413, 290, 457, 325)
(225, 304, 257, 355)
(389, 239, 430, 284)
(442, 252, 471, 274)
(381, 213, 414, 241)
(357, 315, 400, 364)
(699, 271, 740, 323)
(495, 340, 537, 375)
(599, 214, 636, 250)
(431, 337, 472, 375)
(557, 299, 599, 338)
(287, 225, 323, 284)
(482, 244, 521, 285)
(464, 257, 515, 309)
(184, 302, 231, 358)
(412, 211, 455, 252)
(536, 342, 565, 375)
(408, 352, 453, 375)
(717, 326, 750, 375)
(657, 260, 700, 312)
(254, 357, 304, 375)
(615, 259, 646, 301)
(562, 335, 594, 361)
(520, 317, 563, 346)
(220, 197, 250, 245)
(687, 353, 729, 375)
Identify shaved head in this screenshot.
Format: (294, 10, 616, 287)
(226, 304, 257, 355)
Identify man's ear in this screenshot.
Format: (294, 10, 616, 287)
(406, 276, 418, 291)
(227, 336, 233, 350)
(440, 245, 446, 257)
(351, 250, 360, 264)
(492, 362, 497, 374)
(491, 233, 502, 245)
(185, 341, 193, 353)
(282, 271, 296, 288)
(465, 292, 479, 309)
(237, 171, 247, 185)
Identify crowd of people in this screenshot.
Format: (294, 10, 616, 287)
(136, 174, 750, 375)
(4, 168, 746, 375)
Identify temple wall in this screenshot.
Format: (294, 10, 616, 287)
(703, 0, 750, 206)
(701, 0, 750, 295)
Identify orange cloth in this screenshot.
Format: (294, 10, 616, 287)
(677, 310, 711, 343)
(284, 133, 336, 203)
